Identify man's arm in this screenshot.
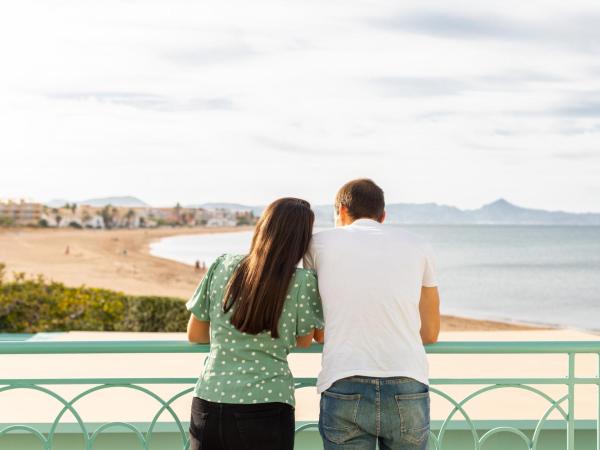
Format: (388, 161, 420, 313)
(419, 286, 440, 344)
(187, 315, 210, 343)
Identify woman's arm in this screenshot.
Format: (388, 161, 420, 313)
(295, 328, 324, 347)
(187, 315, 210, 343)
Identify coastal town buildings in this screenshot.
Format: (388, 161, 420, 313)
(0, 199, 43, 225)
(0, 200, 256, 229)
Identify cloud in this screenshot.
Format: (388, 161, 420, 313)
(254, 136, 381, 157)
(554, 150, 600, 160)
(371, 77, 467, 97)
(554, 101, 600, 118)
(372, 11, 530, 40)
(476, 71, 565, 86)
(164, 44, 257, 66)
(370, 10, 600, 53)
(557, 124, 600, 135)
(511, 95, 600, 119)
(371, 71, 563, 98)
(47, 92, 234, 112)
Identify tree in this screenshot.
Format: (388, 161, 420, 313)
(174, 202, 182, 224)
(55, 215, 62, 227)
(101, 206, 114, 229)
(236, 215, 252, 226)
(125, 209, 136, 228)
(0, 217, 15, 227)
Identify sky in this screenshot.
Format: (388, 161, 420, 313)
(1, 0, 600, 212)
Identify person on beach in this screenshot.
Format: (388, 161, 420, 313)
(186, 198, 324, 450)
(304, 178, 440, 450)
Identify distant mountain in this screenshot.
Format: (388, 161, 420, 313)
(193, 203, 258, 212)
(462, 199, 600, 225)
(46, 196, 149, 208)
(315, 199, 600, 226)
(43, 197, 600, 225)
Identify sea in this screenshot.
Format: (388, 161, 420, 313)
(150, 226, 600, 332)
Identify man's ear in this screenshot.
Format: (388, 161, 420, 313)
(379, 210, 386, 223)
(336, 205, 349, 227)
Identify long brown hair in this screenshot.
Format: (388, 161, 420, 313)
(223, 198, 314, 337)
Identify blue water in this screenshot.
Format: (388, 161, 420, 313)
(150, 226, 600, 331)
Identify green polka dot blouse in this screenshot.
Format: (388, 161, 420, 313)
(186, 254, 324, 407)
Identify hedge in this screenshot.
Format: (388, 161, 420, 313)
(0, 276, 189, 333)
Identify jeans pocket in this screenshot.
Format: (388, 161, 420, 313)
(395, 392, 430, 446)
(320, 391, 362, 445)
(234, 408, 282, 450)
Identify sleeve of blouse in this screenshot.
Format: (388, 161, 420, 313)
(295, 270, 325, 336)
(185, 256, 222, 321)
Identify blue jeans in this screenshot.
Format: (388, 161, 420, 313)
(319, 376, 430, 450)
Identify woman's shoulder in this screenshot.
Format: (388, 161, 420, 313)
(215, 253, 245, 266)
(206, 254, 245, 275)
(293, 267, 317, 283)
(221, 253, 246, 262)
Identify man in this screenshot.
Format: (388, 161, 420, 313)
(304, 178, 440, 450)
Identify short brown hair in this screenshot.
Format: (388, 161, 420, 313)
(335, 178, 385, 220)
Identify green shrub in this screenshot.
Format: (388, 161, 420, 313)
(0, 217, 15, 226)
(0, 277, 188, 332)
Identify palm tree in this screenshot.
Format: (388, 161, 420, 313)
(101, 206, 113, 229)
(126, 209, 136, 228)
(175, 202, 182, 224)
(111, 207, 120, 228)
(82, 211, 92, 225)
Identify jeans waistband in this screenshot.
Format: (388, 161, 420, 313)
(338, 376, 423, 386)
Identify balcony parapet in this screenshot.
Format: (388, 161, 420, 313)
(1, 339, 599, 450)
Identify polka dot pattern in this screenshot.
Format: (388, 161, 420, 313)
(186, 254, 324, 407)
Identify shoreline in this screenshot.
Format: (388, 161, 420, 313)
(0, 227, 546, 331)
(0, 226, 251, 298)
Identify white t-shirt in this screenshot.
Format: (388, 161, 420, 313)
(304, 218, 437, 393)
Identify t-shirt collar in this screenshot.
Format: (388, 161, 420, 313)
(348, 218, 383, 227)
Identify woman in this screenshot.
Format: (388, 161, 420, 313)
(186, 198, 324, 450)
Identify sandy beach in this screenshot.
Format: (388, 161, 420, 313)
(0, 227, 540, 331)
(0, 227, 247, 299)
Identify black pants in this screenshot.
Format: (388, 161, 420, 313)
(189, 397, 295, 450)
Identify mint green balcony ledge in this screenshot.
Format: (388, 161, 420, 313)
(0, 340, 599, 450)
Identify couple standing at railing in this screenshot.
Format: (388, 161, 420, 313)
(185, 178, 441, 450)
